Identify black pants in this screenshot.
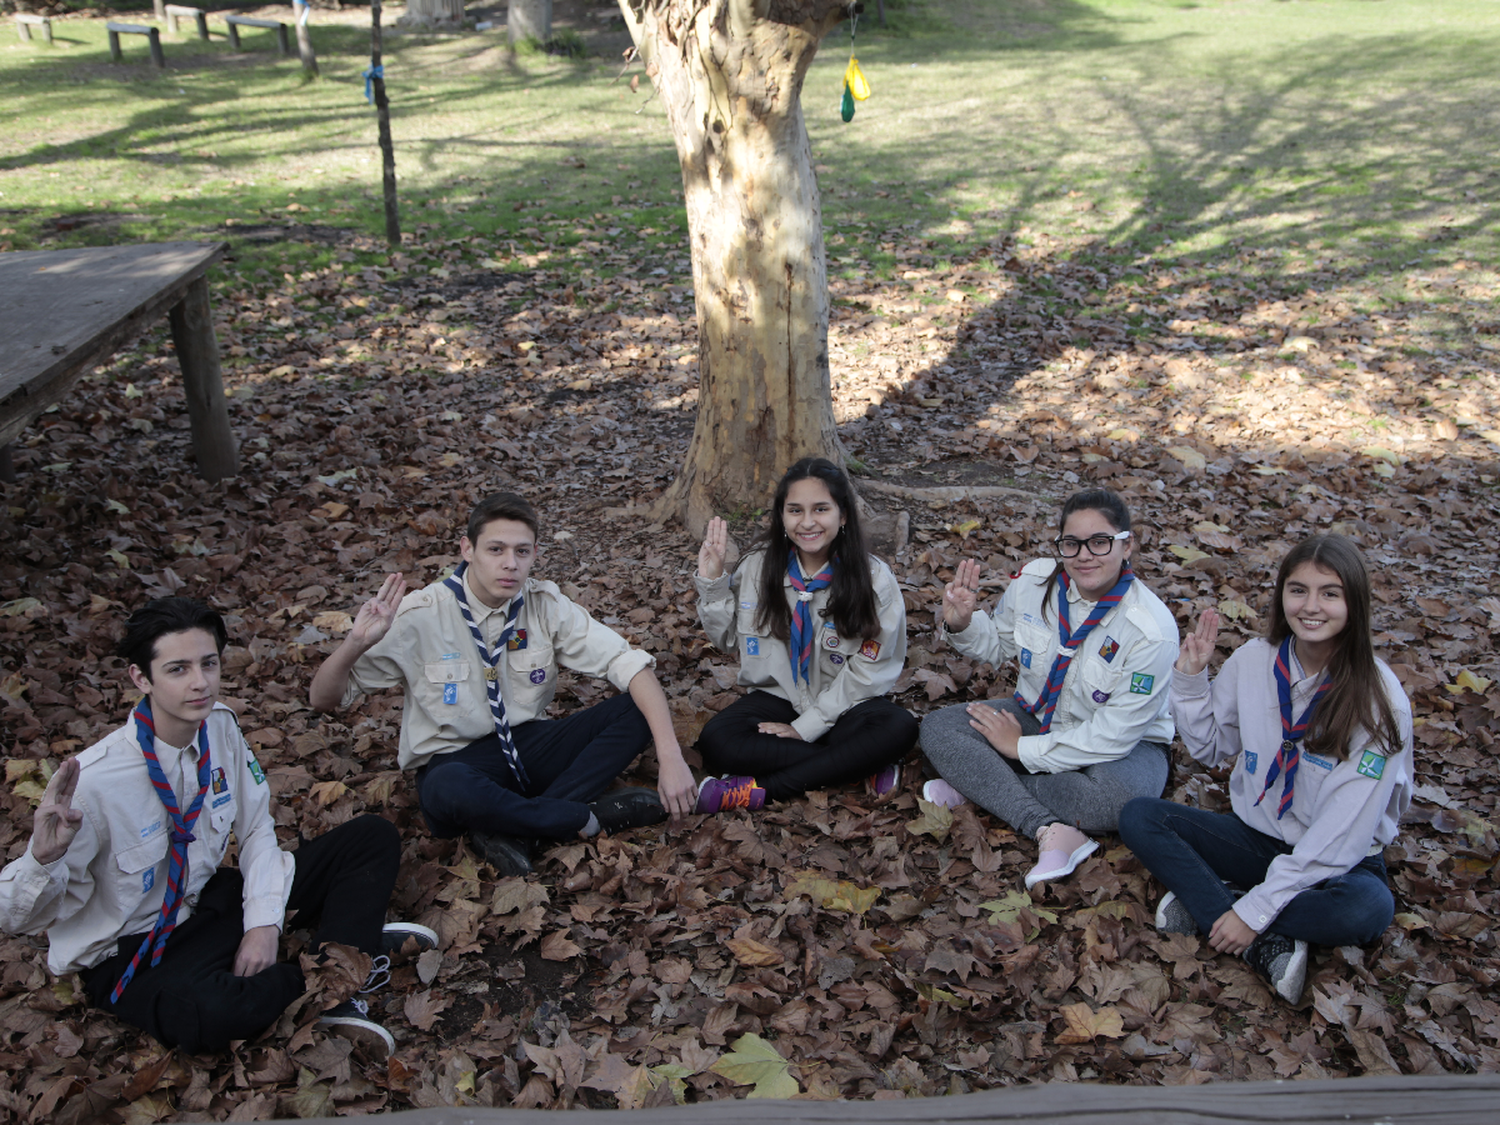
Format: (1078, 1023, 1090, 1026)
(82, 814, 399, 1053)
(696, 691, 918, 802)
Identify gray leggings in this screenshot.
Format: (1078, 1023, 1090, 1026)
(919, 698, 1169, 840)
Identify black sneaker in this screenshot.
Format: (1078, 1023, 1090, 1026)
(1153, 891, 1199, 935)
(381, 921, 438, 956)
(1243, 931, 1309, 1003)
(318, 998, 395, 1056)
(589, 787, 667, 833)
(470, 831, 533, 876)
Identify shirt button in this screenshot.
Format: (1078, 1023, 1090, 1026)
(1258, 915, 1267, 924)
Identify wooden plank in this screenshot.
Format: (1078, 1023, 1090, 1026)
(15, 13, 54, 43)
(0, 242, 224, 449)
(277, 1074, 1500, 1125)
(104, 21, 166, 67)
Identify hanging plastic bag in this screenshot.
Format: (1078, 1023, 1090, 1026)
(844, 57, 871, 101)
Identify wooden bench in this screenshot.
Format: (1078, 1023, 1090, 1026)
(0, 242, 238, 484)
(164, 4, 210, 41)
(13, 12, 52, 43)
(105, 21, 166, 68)
(224, 14, 291, 57)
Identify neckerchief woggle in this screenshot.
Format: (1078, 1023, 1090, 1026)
(443, 562, 530, 789)
(787, 552, 834, 685)
(1015, 562, 1134, 733)
(1254, 635, 1331, 819)
(111, 698, 212, 1003)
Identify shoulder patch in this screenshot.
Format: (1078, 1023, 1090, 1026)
(1356, 750, 1386, 780)
(1129, 672, 1156, 696)
(248, 757, 267, 785)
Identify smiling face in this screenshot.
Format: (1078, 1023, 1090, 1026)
(1280, 560, 1348, 668)
(461, 517, 537, 608)
(128, 628, 222, 748)
(1058, 507, 1132, 601)
(782, 477, 845, 574)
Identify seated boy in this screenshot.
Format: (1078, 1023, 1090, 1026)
(309, 491, 697, 876)
(0, 597, 434, 1056)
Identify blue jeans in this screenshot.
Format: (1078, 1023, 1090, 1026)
(417, 693, 650, 841)
(1118, 797, 1394, 946)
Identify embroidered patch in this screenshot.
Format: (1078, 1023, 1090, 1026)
(746, 637, 760, 656)
(1244, 750, 1258, 775)
(439, 652, 462, 661)
(1129, 672, 1156, 695)
(740, 600, 756, 610)
(1020, 648, 1033, 669)
(859, 640, 881, 661)
(1304, 753, 1335, 771)
(443, 682, 458, 705)
(212, 793, 233, 808)
(1356, 750, 1386, 780)
(141, 819, 162, 839)
(825, 633, 841, 649)
(142, 869, 155, 895)
(1091, 689, 1111, 704)
(830, 653, 845, 665)
(529, 668, 547, 685)
(1099, 637, 1120, 663)
(248, 759, 266, 785)
(507, 629, 527, 651)
(1021, 612, 1038, 627)
(211, 767, 228, 795)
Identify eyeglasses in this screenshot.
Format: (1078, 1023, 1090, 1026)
(1053, 530, 1132, 557)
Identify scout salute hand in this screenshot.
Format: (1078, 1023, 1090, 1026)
(308, 574, 406, 712)
(941, 558, 982, 633)
(31, 758, 83, 866)
(698, 517, 729, 581)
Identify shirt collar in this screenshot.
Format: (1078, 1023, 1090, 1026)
(462, 569, 517, 622)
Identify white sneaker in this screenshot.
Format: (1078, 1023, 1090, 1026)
(1024, 823, 1097, 890)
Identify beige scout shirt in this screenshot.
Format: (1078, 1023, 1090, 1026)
(695, 550, 908, 742)
(344, 570, 654, 772)
(945, 558, 1177, 774)
(0, 704, 293, 975)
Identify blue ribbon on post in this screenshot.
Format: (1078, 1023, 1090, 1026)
(294, 0, 311, 26)
(363, 65, 383, 103)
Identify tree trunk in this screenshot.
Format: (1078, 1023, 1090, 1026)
(620, 0, 848, 537)
(400, 0, 465, 28)
(371, 0, 401, 248)
(508, 0, 551, 43)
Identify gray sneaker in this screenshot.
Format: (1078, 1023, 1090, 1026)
(318, 998, 395, 1056)
(1243, 931, 1309, 1003)
(1153, 891, 1199, 935)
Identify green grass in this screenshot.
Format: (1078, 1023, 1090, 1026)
(1, 0, 1498, 295)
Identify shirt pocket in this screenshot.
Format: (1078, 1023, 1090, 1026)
(1079, 652, 1123, 707)
(1015, 619, 1054, 683)
(816, 627, 853, 677)
(423, 660, 482, 717)
(506, 637, 554, 709)
(116, 835, 168, 903)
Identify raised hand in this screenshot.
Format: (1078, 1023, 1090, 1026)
(698, 517, 729, 580)
(1176, 607, 1221, 675)
(32, 758, 83, 866)
(941, 558, 982, 632)
(348, 573, 407, 651)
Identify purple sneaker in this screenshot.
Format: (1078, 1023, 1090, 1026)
(866, 763, 901, 798)
(695, 775, 766, 814)
(921, 778, 967, 809)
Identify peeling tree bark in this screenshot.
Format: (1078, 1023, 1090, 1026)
(620, 0, 850, 536)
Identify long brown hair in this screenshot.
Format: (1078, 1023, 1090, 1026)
(1268, 534, 1404, 760)
(753, 458, 881, 643)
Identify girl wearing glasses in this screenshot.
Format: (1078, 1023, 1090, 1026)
(920, 488, 1177, 891)
(1118, 534, 1411, 1003)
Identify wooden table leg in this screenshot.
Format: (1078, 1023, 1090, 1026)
(0, 444, 14, 485)
(168, 275, 239, 483)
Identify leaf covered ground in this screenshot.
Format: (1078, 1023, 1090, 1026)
(2, 208, 1498, 1120)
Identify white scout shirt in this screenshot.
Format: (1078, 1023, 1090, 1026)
(695, 550, 908, 742)
(345, 570, 654, 772)
(1172, 638, 1413, 933)
(0, 703, 292, 975)
(945, 558, 1178, 773)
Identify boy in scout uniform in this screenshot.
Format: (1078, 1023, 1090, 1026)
(309, 492, 697, 876)
(0, 597, 433, 1056)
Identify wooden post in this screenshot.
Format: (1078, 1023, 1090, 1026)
(227, 20, 241, 49)
(294, 0, 319, 76)
(108, 27, 123, 61)
(167, 276, 239, 483)
(193, 10, 208, 40)
(147, 26, 165, 68)
(370, 0, 400, 249)
(275, 22, 290, 56)
(0, 444, 14, 485)
(154, 0, 166, 20)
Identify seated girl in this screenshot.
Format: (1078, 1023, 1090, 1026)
(920, 488, 1177, 890)
(1119, 533, 1412, 1003)
(692, 457, 918, 812)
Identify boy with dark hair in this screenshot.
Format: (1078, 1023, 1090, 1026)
(310, 491, 697, 876)
(0, 597, 434, 1056)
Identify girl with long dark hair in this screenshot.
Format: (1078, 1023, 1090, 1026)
(692, 458, 917, 812)
(1119, 533, 1412, 1003)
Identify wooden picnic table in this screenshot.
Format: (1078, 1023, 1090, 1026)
(0, 241, 239, 483)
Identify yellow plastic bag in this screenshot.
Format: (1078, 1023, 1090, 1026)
(844, 57, 871, 101)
